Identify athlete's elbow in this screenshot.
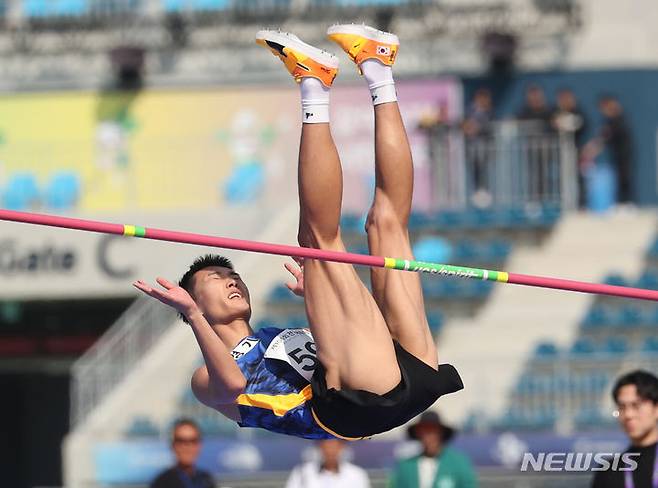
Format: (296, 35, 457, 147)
(224, 377, 247, 398)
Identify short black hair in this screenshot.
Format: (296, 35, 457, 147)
(178, 254, 233, 323)
(612, 370, 658, 404)
(171, 417, 201, 440)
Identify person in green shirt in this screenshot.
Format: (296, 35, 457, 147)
(389, 411, 478, 488)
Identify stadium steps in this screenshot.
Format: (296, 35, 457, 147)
(435, 209, 658, 428)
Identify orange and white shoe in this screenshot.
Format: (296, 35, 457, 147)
(256, 30, 339, 88)
(327, 23, 399, 71)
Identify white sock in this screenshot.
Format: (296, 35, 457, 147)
(360, 59, 397, 105)
(300, 77, 330, 124)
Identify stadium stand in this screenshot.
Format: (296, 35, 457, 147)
(484, 229, 658, 432)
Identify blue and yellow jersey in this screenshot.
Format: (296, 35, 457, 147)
(231, 327, 335, 439)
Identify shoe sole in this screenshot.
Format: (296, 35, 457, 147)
(256, 30, 339, 69)
(327, 24, 399, 46)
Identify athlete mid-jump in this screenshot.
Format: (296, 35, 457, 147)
(135, 24, 463, 440)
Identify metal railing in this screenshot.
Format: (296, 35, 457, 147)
(429, 120, 579, 212)
(70, 296, 177, 426)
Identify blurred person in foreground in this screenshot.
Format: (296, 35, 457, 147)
(389, 411, 477, 488)
(285, 439, 370, 488)
(582, 95, 634, 205)
(591, 370, 658, 488)
(150, 418, 214, 488)
(552, 88, 587, 208)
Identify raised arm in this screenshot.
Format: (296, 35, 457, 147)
(133, 278, 246, 406)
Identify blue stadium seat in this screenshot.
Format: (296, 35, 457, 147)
(24, 0, 87, 17)
(453, 239, 479, 261)
(470, 279, 493, 297)
(647, 307, 658, 325)
(412, 236, 452, 264)
(340, 213, 366, 234)
(647, 237, 658, 259)
(618, 305, 643, 327)
(434, 210, 465, 228)
(486, 239, 512, 261)
(57, 0, 86, 15)
(125, 416, 159, 437)
(426, 311, 443, 334)
(581, 305, 612, 329)
(540, 204, 561, 226)
(570, 338, 595, 356)
(2, 173, 40, 210)
(253, 317, 286, 330)
(193, 0, 229, 10)
(45, 171, 81, 210)
(470, 208, 497, 228)
(534, 341, 558, 358)
(408, 211, 433, 232)
(163, 0, 185, 11)
(574, 407, 608, 428)
(223, 163, 264, 204)
(195, 415, 237, 437)
(635, 270, 658, 291)
(602, 337, 629, 355)
(347, 243, 369, 255)
(435, 279, 463, 298)
(641, 337, 658, 353)
(286, 315, 307, 329)
(179, 388, 197, 406)
(164, 0, 229, 11)
(514, 375, 537, 395)
(267, 284, 300, 303)
(603, 273, 627, 288)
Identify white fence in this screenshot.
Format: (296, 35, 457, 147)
(430, 121, 579, 211)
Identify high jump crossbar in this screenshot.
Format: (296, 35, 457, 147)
(1, 208, 657, 302)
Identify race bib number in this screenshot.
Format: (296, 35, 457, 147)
(231, 337, 260, 360)
(264, 328, 317, 382)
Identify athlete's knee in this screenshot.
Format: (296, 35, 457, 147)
(366, 193, 407, 236)
(298, 222, 342, 250)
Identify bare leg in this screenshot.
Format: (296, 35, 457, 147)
(366, 103, 438, 368)
(298, 123, 401, 394)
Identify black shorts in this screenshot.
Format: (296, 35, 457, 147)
(309, 341, 464, 439)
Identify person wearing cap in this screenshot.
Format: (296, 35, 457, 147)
(389, 411, 477, 488)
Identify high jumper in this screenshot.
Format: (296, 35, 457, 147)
(134, 24, 465, 440)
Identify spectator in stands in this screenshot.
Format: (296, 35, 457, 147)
(582, 95, 634, 205)
(552, 88, 587, 207)
(591, 370, 658, 488)
(389, 411, 477, 488)
(516, 84, 553, 132)
(463, 88, 495, 207)
(285, 438, 370, 488)
(150, 418, 214, 488)
(552, 88, 587, 146)
(516, 84, 554, 202)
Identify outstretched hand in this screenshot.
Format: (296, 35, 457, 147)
(284, 258, 305, 297)
(133, 277, 199, 319)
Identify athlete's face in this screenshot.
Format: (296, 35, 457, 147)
(615, 385, 658, 444)
(190, 266, 251, 324)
